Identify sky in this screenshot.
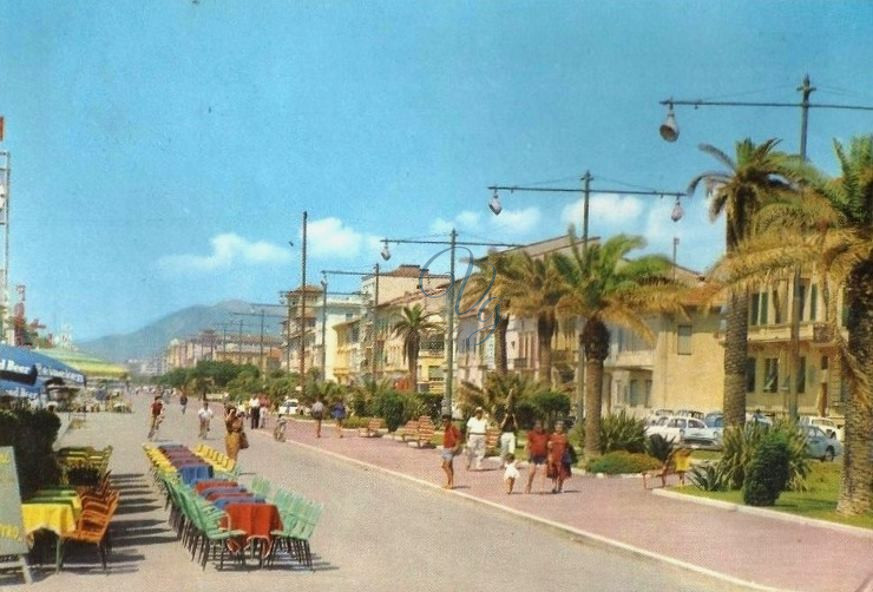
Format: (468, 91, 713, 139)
(3, 1, 873, 341)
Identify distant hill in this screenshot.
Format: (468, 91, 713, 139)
(78, 300, 287, 363)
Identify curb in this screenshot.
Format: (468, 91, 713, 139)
(253, 429, 788, 592)
(653, 488, 873, 540)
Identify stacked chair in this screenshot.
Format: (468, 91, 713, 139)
(267, 487, 324, 570)
(59, 472, 120, 571)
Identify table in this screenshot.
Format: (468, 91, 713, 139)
(223, 503, 282, 558)
(194, 480, 238, 493)
(21, 499, 82, 572)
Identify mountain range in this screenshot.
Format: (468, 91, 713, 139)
(78, 300, 287, 363)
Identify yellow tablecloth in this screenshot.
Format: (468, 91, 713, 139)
(21, 502, 81, 536)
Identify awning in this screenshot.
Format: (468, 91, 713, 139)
(35, 348, 128, 381)
(0, 378, 43, 399)
(0, 344, 86, 386)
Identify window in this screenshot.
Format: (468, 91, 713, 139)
(764, 358, 779, 393)
(746, 357, 757, 393)
(797, 356, 806, 394)
(809, 284, 818, 322)
(750, 292, 769, 326)
(772, 290, 782, 324)
(677, 325, 692, 355)
(797, 280, 808, 322)
(644, 380, 653, 408)
(629, 379, 640, 406)
(428, 365, 443, 381)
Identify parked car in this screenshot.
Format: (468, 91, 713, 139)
(675, 409, 705, 420)
(704, 413, 725, 440)
(645, 409, 674, 425)
(646, 415, 720, 447)
(799, 425, 842, 462)
(278, 398, 300, 416)
(799, 416, 844, 442)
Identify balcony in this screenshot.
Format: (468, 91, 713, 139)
(606, 349, 654, 369)
(512, 357, 528, 369)
(813, 323, 835, 344)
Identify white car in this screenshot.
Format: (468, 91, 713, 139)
(799, 425, 843, 462)
(646, 415, 720, 446)
(278, 398, 300, 416)
(799, 416, 844, 442)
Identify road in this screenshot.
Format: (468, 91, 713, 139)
(3, 396, 740, 592)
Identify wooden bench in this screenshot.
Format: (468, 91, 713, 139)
(642, 449, 692, 489)
(397, 420, 419, 442)
(413, 417, 436, 448)
(359, 418, 385, 438)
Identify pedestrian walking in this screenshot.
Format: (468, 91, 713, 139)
(503, 453, 520, 494)
(547, 420, 572, 494)
(465, 407, 488, 471)
(440, 414, 461, 489)
(224, 406, 246, 461)
(311, 397, 325, 438)
(499, 412, 517, 468)
(332, 399, 347, 438)
(180, 392, 188, 414)
(525, 420, 549, 494)
(147, 395, 164, 440)
(248, 394, 261, 430)
(197, 400, 214, 439)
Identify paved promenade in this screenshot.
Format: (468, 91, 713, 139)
(266, 413, 873, 592)
(3, 399, 739, 592)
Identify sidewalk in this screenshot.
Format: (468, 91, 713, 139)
(266, 416, 873, 592)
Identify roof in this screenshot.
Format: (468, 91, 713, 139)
(681, 281, 725, 308)
(377, 264, 451, 279)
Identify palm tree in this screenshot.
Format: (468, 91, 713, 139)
(717, 136, 873, 516)
(458, 252, 514, 375)
(458, 372, 544, 419)
(554, 234, 687, 458)
(391, 304, 442, 391)
(687, 138, 805, 428)
(499, 252, 567, 384)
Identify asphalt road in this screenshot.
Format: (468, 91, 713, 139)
(3, 397, 740, 592)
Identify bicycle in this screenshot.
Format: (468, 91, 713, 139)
(148, 413, 164, 441)
(273, 415, 287, 442)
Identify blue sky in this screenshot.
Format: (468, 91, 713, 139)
(3, 2, 873, 341)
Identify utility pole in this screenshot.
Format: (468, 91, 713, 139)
(320, 276, 328, 381)
(0, 151, 10, 344)
(373, 263, 381, 378)
(788, 75, 815, 420)
(299, 211, 308, 392)
(444, 229, 457, 416)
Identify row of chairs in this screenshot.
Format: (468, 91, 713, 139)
(193, 444, 241, 480)
(57, 446, 113, 484)
(60, 479, 120, 571)
(159, 473, 249, 570)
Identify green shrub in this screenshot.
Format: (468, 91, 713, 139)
(341, 416, 372, 430)
(573, 411, 647, 455)
(529, 391, 571, 428)
(645, 434, 676, 463)
(719, 420, 809, 490)
(585, 451, 661, 475)
(689, 463, 728, 492)
(414, 392, 443, 421)
(742, 432, 790, 506)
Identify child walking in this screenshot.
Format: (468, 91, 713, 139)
(503, 453, 520, 494)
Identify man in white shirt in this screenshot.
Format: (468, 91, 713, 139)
(248, 394, 261, 429)
(466, 407, 488, 471)
(197, 400, 214, 439)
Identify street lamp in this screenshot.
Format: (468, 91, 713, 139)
(380, 230, 523, 416)
(488, 188, 503, 216)
(660, 74, 873, 420)
(659, 102, 679, 142)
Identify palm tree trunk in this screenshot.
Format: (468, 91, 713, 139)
(582, 320, 610, 458)
(836, 261, 873, 516)
(723, 289, 749, 428)
(537, 314, 555, 384)
(495, 314, 509, 376)
(409, 349, 418, 393)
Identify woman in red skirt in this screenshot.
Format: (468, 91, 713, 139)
(547, 420, 572, 494)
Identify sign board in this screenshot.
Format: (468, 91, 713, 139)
(0, 446, 27, 555)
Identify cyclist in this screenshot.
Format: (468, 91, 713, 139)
(148, 395, 164, 440)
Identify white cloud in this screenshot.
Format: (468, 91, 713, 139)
(158, 233, 292, 272)
(561, 194, 645, 227)
(307, 217, 381, 259)
(429, 210, 481, 234)
(490, 206, 542, 234)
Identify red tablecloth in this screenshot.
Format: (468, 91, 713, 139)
(207, 491, 253, 502)
(195, 480, 238, 493)
(224, 503, 282, 539)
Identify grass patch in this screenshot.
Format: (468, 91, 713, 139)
(672, 461, 873, 530)
(690, 449, 722, 461)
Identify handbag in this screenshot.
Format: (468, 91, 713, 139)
(239, 431, 250, 449)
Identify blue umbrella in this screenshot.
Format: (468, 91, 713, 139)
(0, 344, 86, 386)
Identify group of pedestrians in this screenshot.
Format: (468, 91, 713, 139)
(441, 409, 573, 495)
(310, 396, 347, 438)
